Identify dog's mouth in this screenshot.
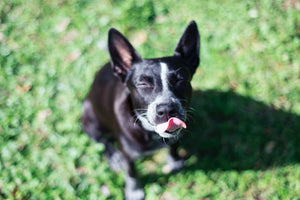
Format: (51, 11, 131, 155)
(152, 117, 186, 138)
(136, 111, 187, 138)
(155, 117, 186, 134)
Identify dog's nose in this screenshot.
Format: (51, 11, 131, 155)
(155, 103, 177, 123)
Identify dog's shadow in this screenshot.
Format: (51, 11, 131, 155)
(142, 89, 300, 183)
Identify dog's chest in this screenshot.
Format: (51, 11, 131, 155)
(121, 131, 169, 159)
(145, 132, 169, 150)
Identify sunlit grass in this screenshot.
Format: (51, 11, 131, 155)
(1, 0, 300, 199)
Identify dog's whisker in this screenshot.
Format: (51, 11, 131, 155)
(187, 106, 196, 112)
(162, 137, 168, 144)
(134, 108, 148, 112)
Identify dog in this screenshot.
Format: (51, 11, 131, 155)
(81, 20, 200, 200)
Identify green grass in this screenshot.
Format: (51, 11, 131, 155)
(1, 0, 300, 199)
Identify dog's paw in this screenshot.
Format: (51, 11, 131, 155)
(125, 187, 145, 200)
(109, 151, 125, 172)
(125, 176, 145, 200)
(162, 155, 185, 174)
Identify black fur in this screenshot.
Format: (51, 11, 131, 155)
(81, 21, 200, 200)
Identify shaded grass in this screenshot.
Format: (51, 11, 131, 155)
(1, 0, 300, 199)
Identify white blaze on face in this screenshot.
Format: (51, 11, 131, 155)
(160, 62, 170, 96)
(138, 62, 170, 132)
(147, 63, 172, 124)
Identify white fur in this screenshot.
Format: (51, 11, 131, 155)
(160, 62, 170, 95)
(125, 176, 145, 200)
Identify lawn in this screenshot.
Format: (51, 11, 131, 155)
(1, 0, 300, 199)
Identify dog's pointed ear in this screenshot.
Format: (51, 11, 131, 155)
(108, 28, 141, 82)
(174, 21, 200, 75)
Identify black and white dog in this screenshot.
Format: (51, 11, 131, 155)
(81, 21, 200, 200)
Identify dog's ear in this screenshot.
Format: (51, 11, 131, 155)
(108, 28, 141, 82)
(174, 21, 200, 75)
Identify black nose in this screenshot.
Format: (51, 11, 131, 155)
(155, 103, 177, 123)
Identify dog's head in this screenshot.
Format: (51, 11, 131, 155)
(108, 21, 200, 138)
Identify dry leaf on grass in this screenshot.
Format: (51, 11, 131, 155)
(131, 30, 147, 46)
(65, 49, 81, 62)
(56, 18, 71, 33)
(37, 109, 52, 122)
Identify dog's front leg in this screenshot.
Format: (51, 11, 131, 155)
(163, 142, 185, 174)
(123, 158, 145, 200)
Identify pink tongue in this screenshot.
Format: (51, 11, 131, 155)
(155, 117, 187, 134)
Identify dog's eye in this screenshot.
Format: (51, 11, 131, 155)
(137, 81, 150, 87)
(137, 77, 153, 88)
(169, 73, 187, 89)
(170, 72, 185, 83)
(177, 75, 185, 82)
(174, 73, 186, 83)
